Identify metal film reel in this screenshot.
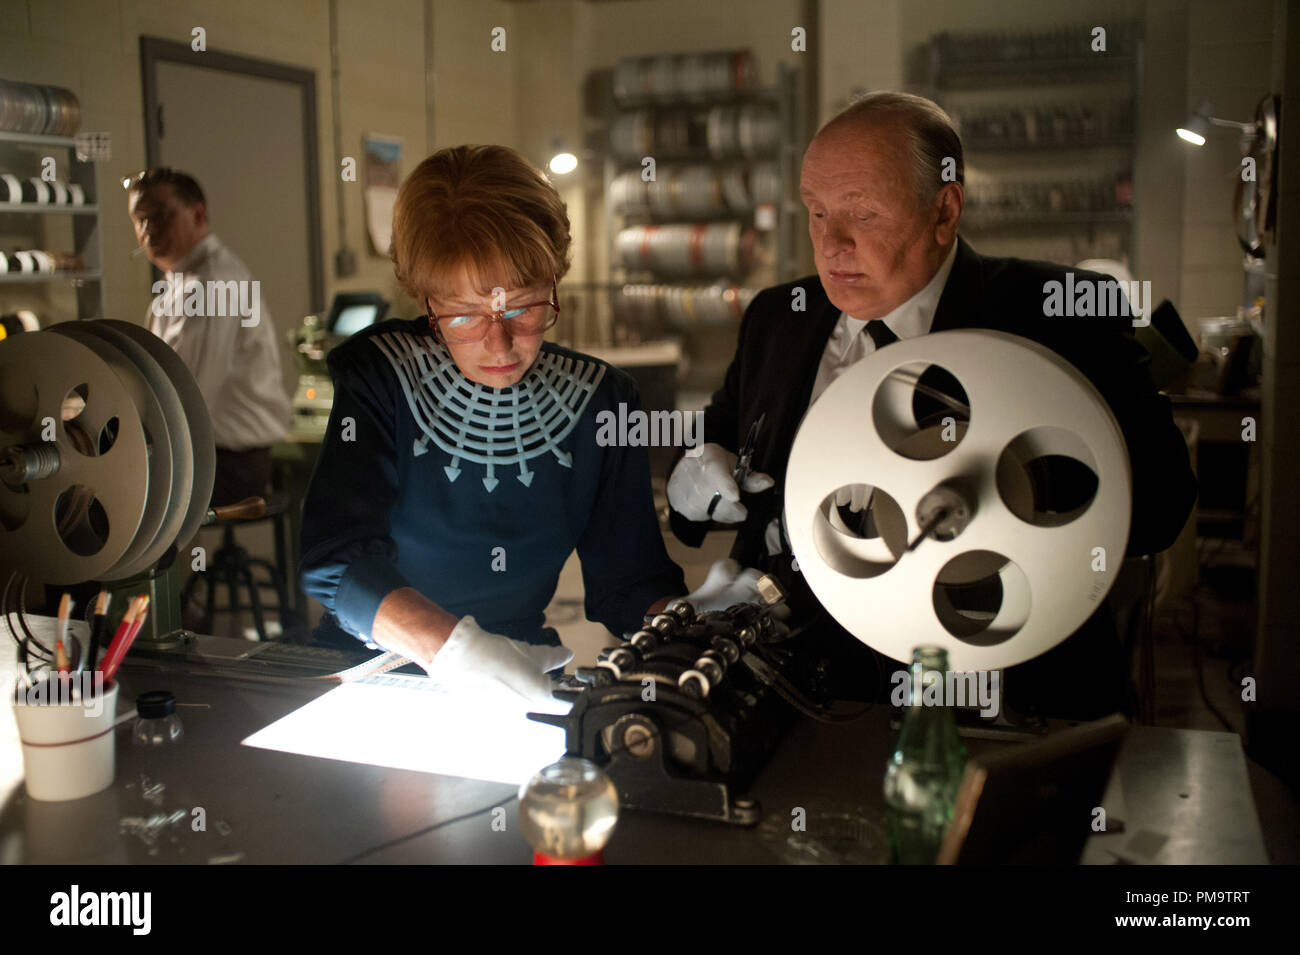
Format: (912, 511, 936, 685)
(0, 322, 213, 584)
(0, 334, 151, 582)
(615, 224, 754, 276)
(784, 329, 1132, 672)
(98, 320, 215, 550)
(45, 321, 178, 579)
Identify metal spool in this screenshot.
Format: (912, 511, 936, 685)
(7, 82, 32, 133)
(649, 55, 677, 102)
(614, 227, 641, 268)
(647, 172, 676, 218)
(721, 165, 750, 211)
(0, 80, 14, 132)
(749, 162, 781, 205)
(705, 53, 731, 97)
(616, 225, 751, 278)
(0, 334, 151, 582)
(612, 57, 642, 104)
(51, 321, 210, 577)
(36, 85, 56, 135)
(784, 329, 1132, 672)
(707, 106, 738, 157)
(100, 320, 214, 551)
(676, 165, 720, 217)
(51, 86, 80, 137)
(46, 321, 177, 578)
(609, 111, 651, 159)
(678, 54, 709, 101)
(4, 82, 22, 132)
(21, 83, 43, 134)
(620, 283, 755, 328)
(0, 322, 213, 585)
(610, 171, 648, 216)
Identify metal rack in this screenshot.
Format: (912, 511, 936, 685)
(0, 129, 104, 321)
(922, 23, 1143, 267)
(596, 56, 803, 403)
(601, 58, 803, 345)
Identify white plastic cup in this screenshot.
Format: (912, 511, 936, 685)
(12, 677, 119, 802)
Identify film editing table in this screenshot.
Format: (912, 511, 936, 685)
(0, 630, 1268, 866)
(2, 321, 1266, 864)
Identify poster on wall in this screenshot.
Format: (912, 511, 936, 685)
(363, 133, 403, 256)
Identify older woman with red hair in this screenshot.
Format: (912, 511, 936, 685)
(301, 145, 753, 708)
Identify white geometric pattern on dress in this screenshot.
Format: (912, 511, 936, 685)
(371, 331, 606, 492)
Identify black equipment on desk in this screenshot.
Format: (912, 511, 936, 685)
(531, 597, 805, 826)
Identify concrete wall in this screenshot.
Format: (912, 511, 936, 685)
(429, 0, 517, 150)
(819, 0, 903, 120)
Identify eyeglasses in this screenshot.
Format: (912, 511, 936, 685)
(426, 277, 560, 345)
(121, 167, 183, 191)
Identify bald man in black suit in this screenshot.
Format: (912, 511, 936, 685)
(667, 93, 1196, 720)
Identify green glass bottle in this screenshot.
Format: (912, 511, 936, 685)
(883, 645, 968, 864)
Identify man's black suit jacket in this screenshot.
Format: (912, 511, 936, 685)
(670, 237, 1197, 718)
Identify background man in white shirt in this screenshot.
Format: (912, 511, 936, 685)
(126, 168, 290, 505)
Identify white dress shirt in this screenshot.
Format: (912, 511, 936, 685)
(148, 234, 290, 450)
(766, 244, 960, 558)
(809, 242, 959, 406)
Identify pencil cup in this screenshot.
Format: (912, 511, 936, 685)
(12, 678, 120, 801)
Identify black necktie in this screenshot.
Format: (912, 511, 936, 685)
(865, 319, 898, 349)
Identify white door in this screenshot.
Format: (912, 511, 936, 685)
(153, 60, 315, 398)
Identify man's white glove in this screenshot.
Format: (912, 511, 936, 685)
(423, 615, 573, 712)
(834, 483, 873, 513)
(667, 442, 774, 524)
(682, 559, 765, 613)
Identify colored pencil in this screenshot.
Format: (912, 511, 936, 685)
(55, 594, 72, 675)
(86, 590, 110, 671)
(100, 595, 149, 685)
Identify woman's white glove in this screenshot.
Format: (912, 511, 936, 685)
(683, 559, 765, 613)
(667, 442, 774, 524)
(423, 615, 573, 712)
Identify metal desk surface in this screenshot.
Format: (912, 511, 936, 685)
(0, 638, 1269, 865)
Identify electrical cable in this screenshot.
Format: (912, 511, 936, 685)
(338, 792, 520, 865)
(4, 572, 50, 667)
(16, 572, 49, 659)
(1191, 616, 1236, 734)
(338, 697, 723, 864)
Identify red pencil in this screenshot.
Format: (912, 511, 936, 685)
(107, 595, 141, 648)
(99, 595, 147, 684)
(125, 599, 150, 645)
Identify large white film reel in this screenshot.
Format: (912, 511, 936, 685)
(784, 329, 1132, 672)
